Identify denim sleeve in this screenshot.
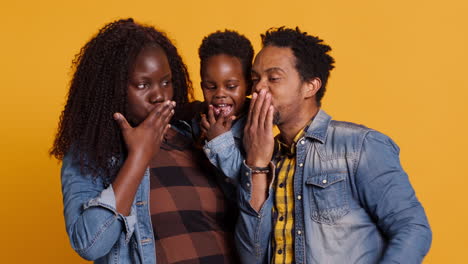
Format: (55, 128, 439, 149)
(355, 131, 432, 263)
(203, 131, 244, 185)
(235, 161, 275, 264)
(61, 152, 137, 260)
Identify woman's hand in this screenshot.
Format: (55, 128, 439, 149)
(113, 100, 175, 163)
(111, 100, 175, 216)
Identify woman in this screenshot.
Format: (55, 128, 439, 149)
(51, 18, 237, 263)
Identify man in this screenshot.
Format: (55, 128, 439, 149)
(235, 27, 432, 264)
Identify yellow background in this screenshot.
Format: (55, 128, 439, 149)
(1, 0, 466, 263)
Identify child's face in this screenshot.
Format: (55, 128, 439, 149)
(201, 54, 247, 118)
(127, 46, 173, 125)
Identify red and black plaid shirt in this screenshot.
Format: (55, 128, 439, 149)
(148, 126, 238, 264)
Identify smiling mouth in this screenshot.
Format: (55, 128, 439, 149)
(212, 104, 233, 117)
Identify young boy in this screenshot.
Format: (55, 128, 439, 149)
(196, 30, 254, 183)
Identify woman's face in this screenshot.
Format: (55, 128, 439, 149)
(201, 54, 248, 118)
(127, 46, 173, 125)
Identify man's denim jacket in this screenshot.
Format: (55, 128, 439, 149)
(61, 121, 235, 264)
(207, 110, 432, 264)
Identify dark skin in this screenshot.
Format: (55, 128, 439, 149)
(244, 46, 321, 211)
(200, 54, 248, 141)
(112, 46, 176, 216)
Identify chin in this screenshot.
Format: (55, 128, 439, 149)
(273, 111, 281, 125)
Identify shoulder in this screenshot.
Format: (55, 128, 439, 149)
(326, 119, 399, 153)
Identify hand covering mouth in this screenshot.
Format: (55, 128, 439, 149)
(212, 103, 233, 117)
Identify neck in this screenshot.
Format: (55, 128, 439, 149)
(278, 107, 319, 146)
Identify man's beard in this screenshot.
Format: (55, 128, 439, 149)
(273, 111, 281, 125)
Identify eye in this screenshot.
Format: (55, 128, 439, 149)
(162, 79, 172, 87)
(136, 83, 150, 89)
(269, 76, 281, 82)
(251, 77, 259, 84)
(202, 82, 216, 90)
(227, 84, 238, 90)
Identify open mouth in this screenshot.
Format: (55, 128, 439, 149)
(212, 103, 233, 117)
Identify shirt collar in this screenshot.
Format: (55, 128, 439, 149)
(303, 109, 331, 144)
(276, 120, 311, 157)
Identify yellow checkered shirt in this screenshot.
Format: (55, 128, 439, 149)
(271, 129, 305, 264)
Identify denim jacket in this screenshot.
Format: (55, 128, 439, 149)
(227, 110, 431, 264)
(61, 121, 235, 264)
(61, 153, 155, 263)
(202, 116, 246, 186)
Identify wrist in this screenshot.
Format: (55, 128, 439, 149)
(247, 165, 270, 174)
(127, 148, 152, 164)
(245, 158, 269, 168)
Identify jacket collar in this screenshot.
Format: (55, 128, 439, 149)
(303, 109, 331, 144)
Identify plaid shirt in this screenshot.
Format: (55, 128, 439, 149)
(272, 128, 307, 264)
(148, 127, 237, 264)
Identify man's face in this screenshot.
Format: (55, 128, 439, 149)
(251, 46, 305, 125)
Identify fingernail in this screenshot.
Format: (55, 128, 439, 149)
(252, 93, 258, 99)
(260, 89, 266, 95)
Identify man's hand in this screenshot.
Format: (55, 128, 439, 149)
(113, 100, 175, 164)
(200, 104, 235, 141)
(243, 89, 275, 168)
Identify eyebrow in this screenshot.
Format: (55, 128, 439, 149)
(252, 67, 286, 75)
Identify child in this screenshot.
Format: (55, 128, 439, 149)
(51, 19, 237, 263)
(196, 30, 254, 184)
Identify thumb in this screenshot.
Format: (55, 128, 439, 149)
(113, 112, 132, 131)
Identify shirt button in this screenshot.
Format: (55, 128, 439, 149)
(322, 179, 327, 184)
(205, 148, 211, 154)
(297, 230, 302, 235)
(279, 216, 284, 221)
(245, 172, 249, 176)
(279, 183, 284, 188)
(246, 182, 251, 187)
(297, 195, 302, 200)
(277, 249, 283, 255)
(299, 163, 303, 167)
(300, 140, 305, 145)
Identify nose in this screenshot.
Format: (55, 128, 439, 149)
(253, 78, 267, 93)
(149, 86, 164, 104)
(214, 87, 227, 99)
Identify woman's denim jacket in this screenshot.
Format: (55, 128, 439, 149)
(61, 121, 235, 264)
(205, 110, 432, 264)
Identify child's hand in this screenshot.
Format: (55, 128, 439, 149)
(200, 104, 235, 141)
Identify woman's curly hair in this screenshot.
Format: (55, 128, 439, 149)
(198, 30, 254, 94)
(50, 18, 192, 185)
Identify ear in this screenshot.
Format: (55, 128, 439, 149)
(303, 77, 322, 99)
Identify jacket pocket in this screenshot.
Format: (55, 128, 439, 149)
(306, 172, 349, 224)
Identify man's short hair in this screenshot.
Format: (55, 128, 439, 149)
(261, 27, 335, 106)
